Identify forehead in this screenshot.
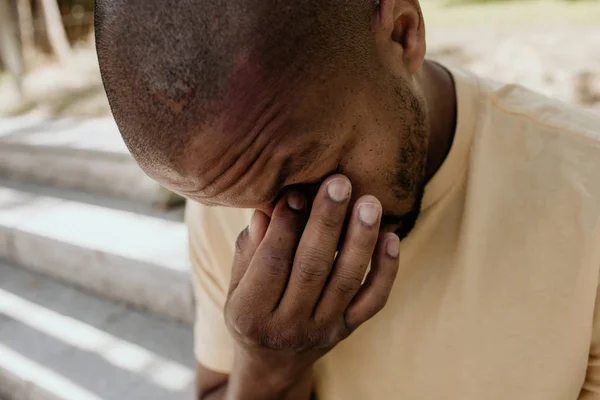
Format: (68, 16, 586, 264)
(168, 67, 362, 207)
(185, 130, 339, 208)
(173, 99, 351, 208)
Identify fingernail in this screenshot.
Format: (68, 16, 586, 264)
(358, 203, 381, 226)
(386, 235, 400, 258)
(326, 178, 351, 202)
(287, 191, 305, 211)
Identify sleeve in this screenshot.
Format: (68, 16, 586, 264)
(580, 285, 600, 399)
(185, 201, 253, 373)
(579, 223, 600, 399)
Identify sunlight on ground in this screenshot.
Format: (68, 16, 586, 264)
(0, 344, 102, 400)
(0, 289, 194, 392)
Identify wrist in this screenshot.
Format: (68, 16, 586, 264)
(227, 347, 308, 399)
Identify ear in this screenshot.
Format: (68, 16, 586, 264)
(376, 0, 426, 75)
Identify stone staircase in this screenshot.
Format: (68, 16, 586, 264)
(0, 115, 196, 400)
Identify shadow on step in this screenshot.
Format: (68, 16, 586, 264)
(0, 261, 196, 400)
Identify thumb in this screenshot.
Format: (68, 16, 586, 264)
(228, 209, 269, 296)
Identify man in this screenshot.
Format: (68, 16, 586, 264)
(94, 0, 600, 398)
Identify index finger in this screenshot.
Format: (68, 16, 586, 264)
(236, 191, 307, 311)
(228, 210, 270, 296)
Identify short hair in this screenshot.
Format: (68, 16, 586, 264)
(95, 0, 376, 171)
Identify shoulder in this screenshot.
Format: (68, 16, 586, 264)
(472, 76, 600, 194)
(482, 79, 600, 147)
(460, 73, 600, 234)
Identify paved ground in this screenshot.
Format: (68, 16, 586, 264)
(0, 261, 195, 400)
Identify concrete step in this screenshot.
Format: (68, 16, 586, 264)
(0, 115, 183, 208)
(0, 178, 185, 224)
(0, 185, 194, 324)
(0, 261, 196, 400)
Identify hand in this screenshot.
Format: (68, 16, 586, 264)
(224, 175, 400, 396)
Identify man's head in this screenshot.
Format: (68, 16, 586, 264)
(95, 0, 428, 238)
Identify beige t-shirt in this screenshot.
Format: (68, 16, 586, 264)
(186, 68, 600, 399)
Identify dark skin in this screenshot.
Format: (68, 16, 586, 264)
(142, 1, 456, 398)
(223, 180, 399, 399)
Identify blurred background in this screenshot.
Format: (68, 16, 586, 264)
(0, 0, 597, 399)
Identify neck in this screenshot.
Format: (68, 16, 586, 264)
(420, 60, 457, 183)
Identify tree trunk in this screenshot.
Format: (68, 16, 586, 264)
(17, 0, 35, 70)
(38, 0, 70, 62)
(0, 0, 24, 95)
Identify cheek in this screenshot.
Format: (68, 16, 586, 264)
(344, 163, 418, 217)
(341, 146, 394, 189)
(345, 169, 396, 208)
(340, 139, 417, 213)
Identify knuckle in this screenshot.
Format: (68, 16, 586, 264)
(294, 256, 330, 285)
(347, 229, 378, 252)
(377, 288, 393, 309)
(261, 254, 290, 278)
(334, 280, 358, 295)
(257, 326, 289, 349)
(306, 328, 327, 349)
(334, 321, 352, 343)
(226, 309, 262, 340)
(228, 314, 292, 350)
(343, 241, 377, 265)
(313, 212, 343, 233)
(279, 322, 306, 348)
(368, 294, 389, 316)
(261, 320, 310, 350)
(276, 322, 334, 351)
(333, 269, 364, 294)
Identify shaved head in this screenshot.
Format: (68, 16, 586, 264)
(95, 0, 376, 174)
(96, 0, 437, 238)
